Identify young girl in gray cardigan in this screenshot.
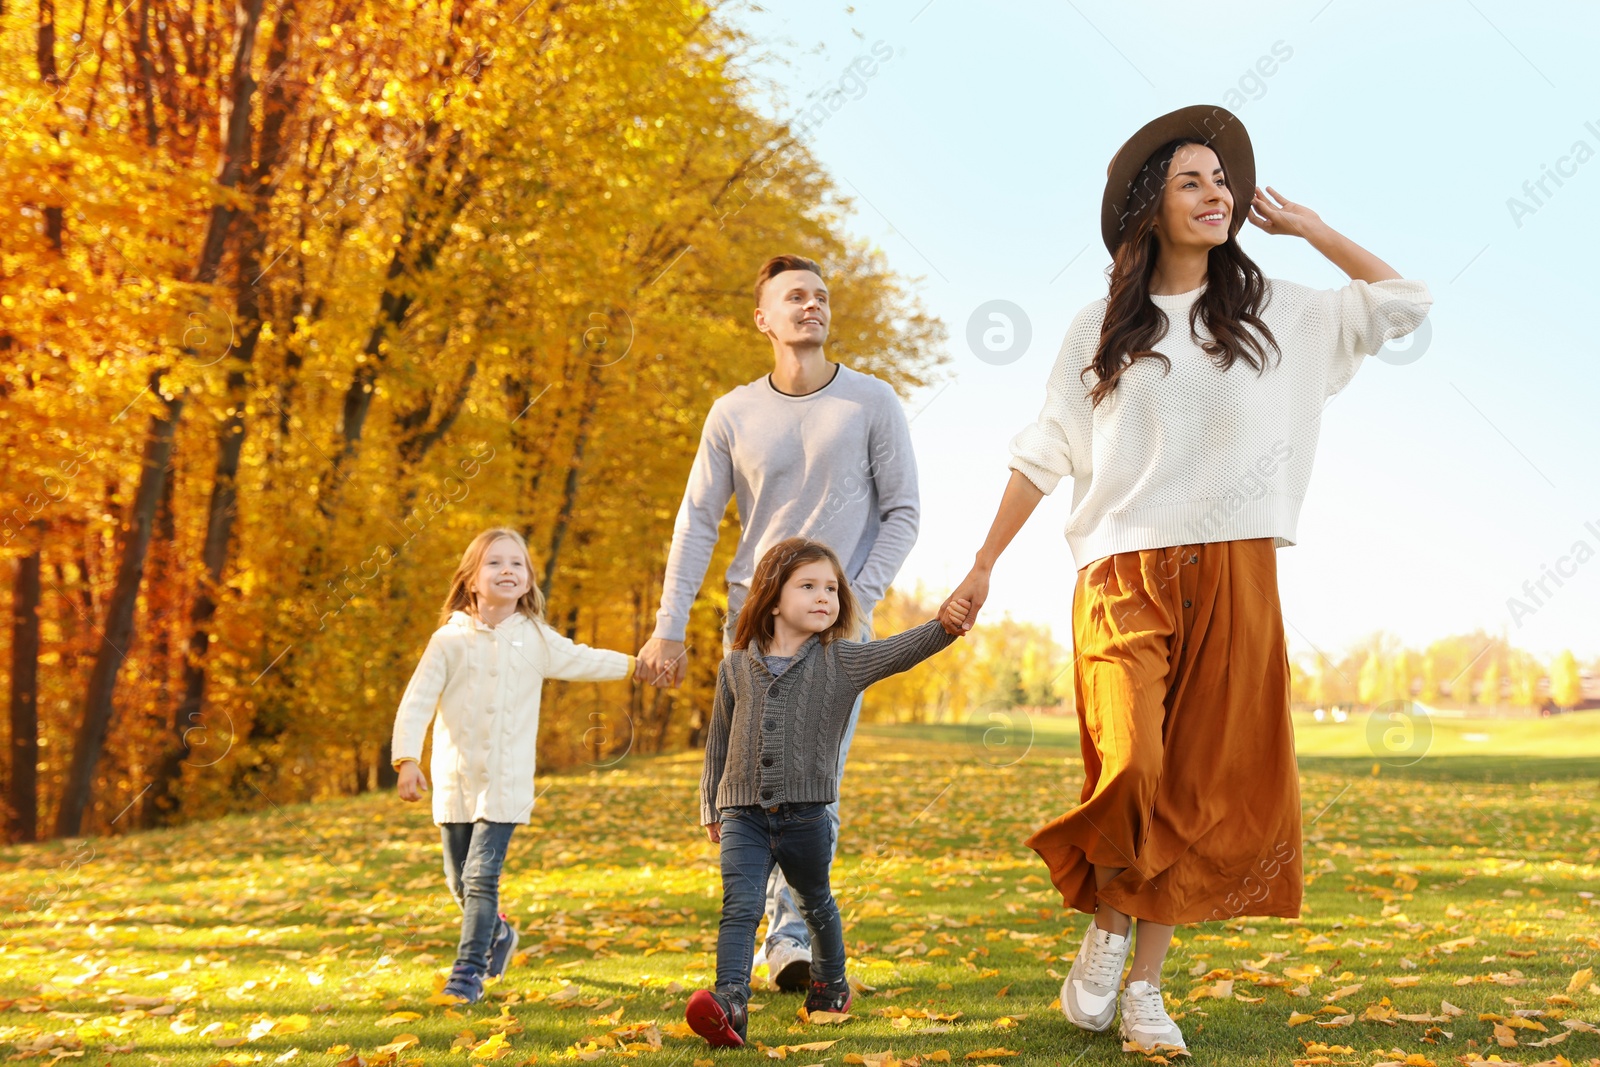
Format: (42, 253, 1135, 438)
(687, 537, 969, 1047)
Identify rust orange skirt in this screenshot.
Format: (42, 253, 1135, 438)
(1025, 537, 1303, 926)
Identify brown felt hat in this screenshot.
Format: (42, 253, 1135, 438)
(1101, 104, 1255, 255)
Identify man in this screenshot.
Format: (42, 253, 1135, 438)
(636, 254, 920, 990)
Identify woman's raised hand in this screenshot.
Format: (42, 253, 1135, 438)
(939, 570, 990, 635)
(1247, 186, 1324, 240)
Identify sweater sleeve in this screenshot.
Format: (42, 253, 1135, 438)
(1322, 277, 1434, 398)
(836, 618, 959, 693)
(653, 402, 736, 642)
(1007, 303, 1098, 494)
(699, 659, 737, 825)
(392, 630, 451, 764)
(846, 383, 920, 608)
(535, 622, 634, 683)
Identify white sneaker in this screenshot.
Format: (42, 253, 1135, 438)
(763, 937, 812, 992)
(1060, 918, 1130, 1032)
(1119, 980, 1186, 1052)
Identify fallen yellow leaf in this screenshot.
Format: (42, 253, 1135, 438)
(472, 1033, 514, 1061)
(1525, 1031, 1568, 1048)
(374, 1035, 420, 1056)
(1188, 979, 1233, 1001)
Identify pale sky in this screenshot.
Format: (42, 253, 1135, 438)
(722, 0, 1600, 662)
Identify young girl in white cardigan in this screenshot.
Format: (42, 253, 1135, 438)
(391, 526, 636, 1003)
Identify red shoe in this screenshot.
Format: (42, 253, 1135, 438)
(686, 989, 748, 1047)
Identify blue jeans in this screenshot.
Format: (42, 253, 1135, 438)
(715, 802, 845, 1003)
(440, 821, 516, 973)
(723, 605, 870, 954)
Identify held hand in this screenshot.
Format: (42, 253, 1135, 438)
(396, 762, 428, 802)
(1247, 186, 1326, 240)
(941, 598, 974, 636)
(636, 638, 687, 689)
(939, 570, 990, 634)
(705, 822, 721, 844)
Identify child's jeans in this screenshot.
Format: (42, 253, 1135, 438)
(714, 801, 846, 1005)
(441, 820, 516, 973)
(723, 605, 873, 956)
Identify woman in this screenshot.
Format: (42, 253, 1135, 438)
(937, 104, 1431, 1052)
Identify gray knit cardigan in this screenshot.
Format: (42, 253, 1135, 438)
(699, 619, 958, 824)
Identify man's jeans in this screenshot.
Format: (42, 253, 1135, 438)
(722, 606, 869, 955)
(714, 801, 846, 1003)
(440, 820, 516, 973)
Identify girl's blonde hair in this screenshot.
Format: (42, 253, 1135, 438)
(732, 537, 860, 651)
(438, 527, 547, 627)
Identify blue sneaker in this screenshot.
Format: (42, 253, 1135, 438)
(486, 913, 519, 979)
(442, 961, 485, 1004)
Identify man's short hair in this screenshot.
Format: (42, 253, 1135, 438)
(755, 254, 824, 305)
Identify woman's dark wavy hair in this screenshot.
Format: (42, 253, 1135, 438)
(1084, 137, 1281, 408)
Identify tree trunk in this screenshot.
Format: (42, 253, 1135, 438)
(153, 0, 298, 825)
(7, 0, 57, 842)
(54, 0, 268, 838)
(55, 387, 183, 836)
(134, 456, 180, 828)
(541, 361, 605, 600)
(8, 546, 43, 843)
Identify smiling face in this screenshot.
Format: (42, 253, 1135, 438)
(1153, 142, 1234, 256)
(771, 558, 840, 637)
(753, 269, 830, 348)
(472, 536, 532, 606)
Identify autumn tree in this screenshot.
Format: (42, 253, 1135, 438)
(1550, 649, 1582, 709)
(0, 0, 948, 837)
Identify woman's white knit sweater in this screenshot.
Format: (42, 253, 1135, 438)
(1008, 276, 1432, 568)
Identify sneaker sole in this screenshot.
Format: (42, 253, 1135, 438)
(686, 990, 745, 1048)
(1120, 1027, 1187, 1053)
(773, 958, 812, 992)
(1060, 978, 1117, 1032)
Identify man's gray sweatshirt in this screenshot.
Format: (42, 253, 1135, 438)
(653, 364, 920, 642)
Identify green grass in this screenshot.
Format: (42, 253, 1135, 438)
(1, 718, 1597, 1065)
